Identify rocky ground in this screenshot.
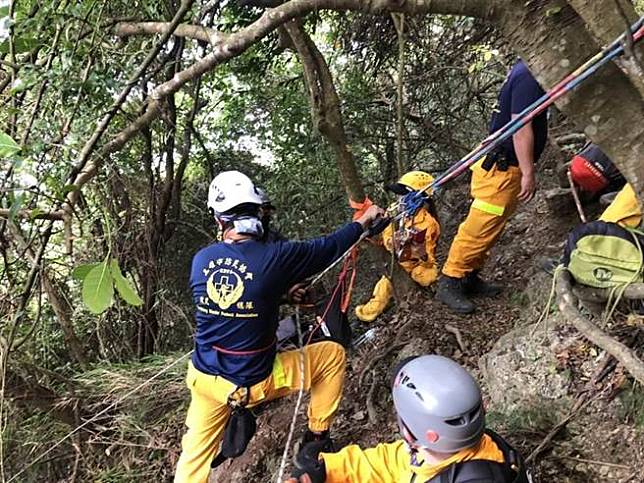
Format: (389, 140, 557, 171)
(210, 150, 644, 482)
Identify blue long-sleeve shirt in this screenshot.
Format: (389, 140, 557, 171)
(190, 222, 363, 386)
(489, 60, 548, 164)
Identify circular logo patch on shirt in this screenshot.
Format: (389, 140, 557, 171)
(206, 269, 245, 310)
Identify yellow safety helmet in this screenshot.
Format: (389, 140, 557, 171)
(388, 171, 434, 195)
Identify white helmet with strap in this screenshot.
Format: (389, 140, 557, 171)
(207, 170, 263, 216)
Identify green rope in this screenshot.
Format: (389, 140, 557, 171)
(531, 264, 566, 340)
(602, 226, 644, 324)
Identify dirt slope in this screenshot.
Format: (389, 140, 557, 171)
(211, 151, 643, 482)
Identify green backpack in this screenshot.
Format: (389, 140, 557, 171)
(563, 221, 644, 289)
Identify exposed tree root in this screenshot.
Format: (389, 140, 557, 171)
(555, 270, 644, 385)
(366, 370, 379, 425)
(445, 324, 467, 353)
(572, 283, 644, 302)
(358, 342, 406, 387)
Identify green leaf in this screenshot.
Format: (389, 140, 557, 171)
(0, 36, 39, 54)
(28, 207, 43, 220)
(110, 260, 143, 307)
(72, 262, 100, 281)
(82, 261, 114, 314)
(0, 131, 20, 157)
(62, 184, 79, 194)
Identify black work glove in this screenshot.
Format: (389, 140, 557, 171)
(288, 441, 328, 483)
(365, 216, 391, 239)
(287, 282, 311, 305)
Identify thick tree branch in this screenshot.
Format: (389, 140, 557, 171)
(62, 0, 494, 211)
(0, 209, 65, 221)
(556, 270, 644, 385)
(114, 22, 227, 45)
(283, 20, 366, 202)
(239, 0, 494, 17)
(65, 0, 195, 209)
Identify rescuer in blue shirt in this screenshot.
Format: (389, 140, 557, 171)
(437, 59, 548, 314)
(175, 170, 384, 483)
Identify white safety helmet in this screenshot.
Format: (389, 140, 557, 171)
(207, 170, 263, 216)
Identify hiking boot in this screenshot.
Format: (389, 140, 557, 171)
(436, 276, 475, 314)
(302, 430, 333, 450)
(463, 271, 503, 297)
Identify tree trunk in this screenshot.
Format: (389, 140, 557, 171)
(567, 0, 644, 96)
(41, 274, 88, 367)
(7, 225, 87, 366)
(283, 20, 366, 203)
(493, 0, 644, 209)
(567, 0, 639, 45)
(139, 269, 159, 357)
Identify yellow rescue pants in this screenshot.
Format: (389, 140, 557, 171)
(599, 183, 641, 228)
(400, 260, 440, 287)
(442, 160, 522, 279)
(355, 275, 394, 322)
(174, 341, 346, 483)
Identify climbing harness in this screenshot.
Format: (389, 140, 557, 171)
(392, 191, 430, 260)
(306, 253, 356, 347)
(212, 336, 277, 356)
(385, 16, 644, 224)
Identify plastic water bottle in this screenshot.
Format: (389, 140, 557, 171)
(354, 328, 378, 347)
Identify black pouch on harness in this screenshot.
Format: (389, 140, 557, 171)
(482, 146, 513, 172)
(312, 278, 352, 348)
(220, 404, 257, 459)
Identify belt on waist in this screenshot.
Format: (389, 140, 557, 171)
(212, 336, 277, 356)
(482, 151, 519, 171)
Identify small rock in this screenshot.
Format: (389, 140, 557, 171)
(352, 410, 365, 421)
(544, 187, 577, 216)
